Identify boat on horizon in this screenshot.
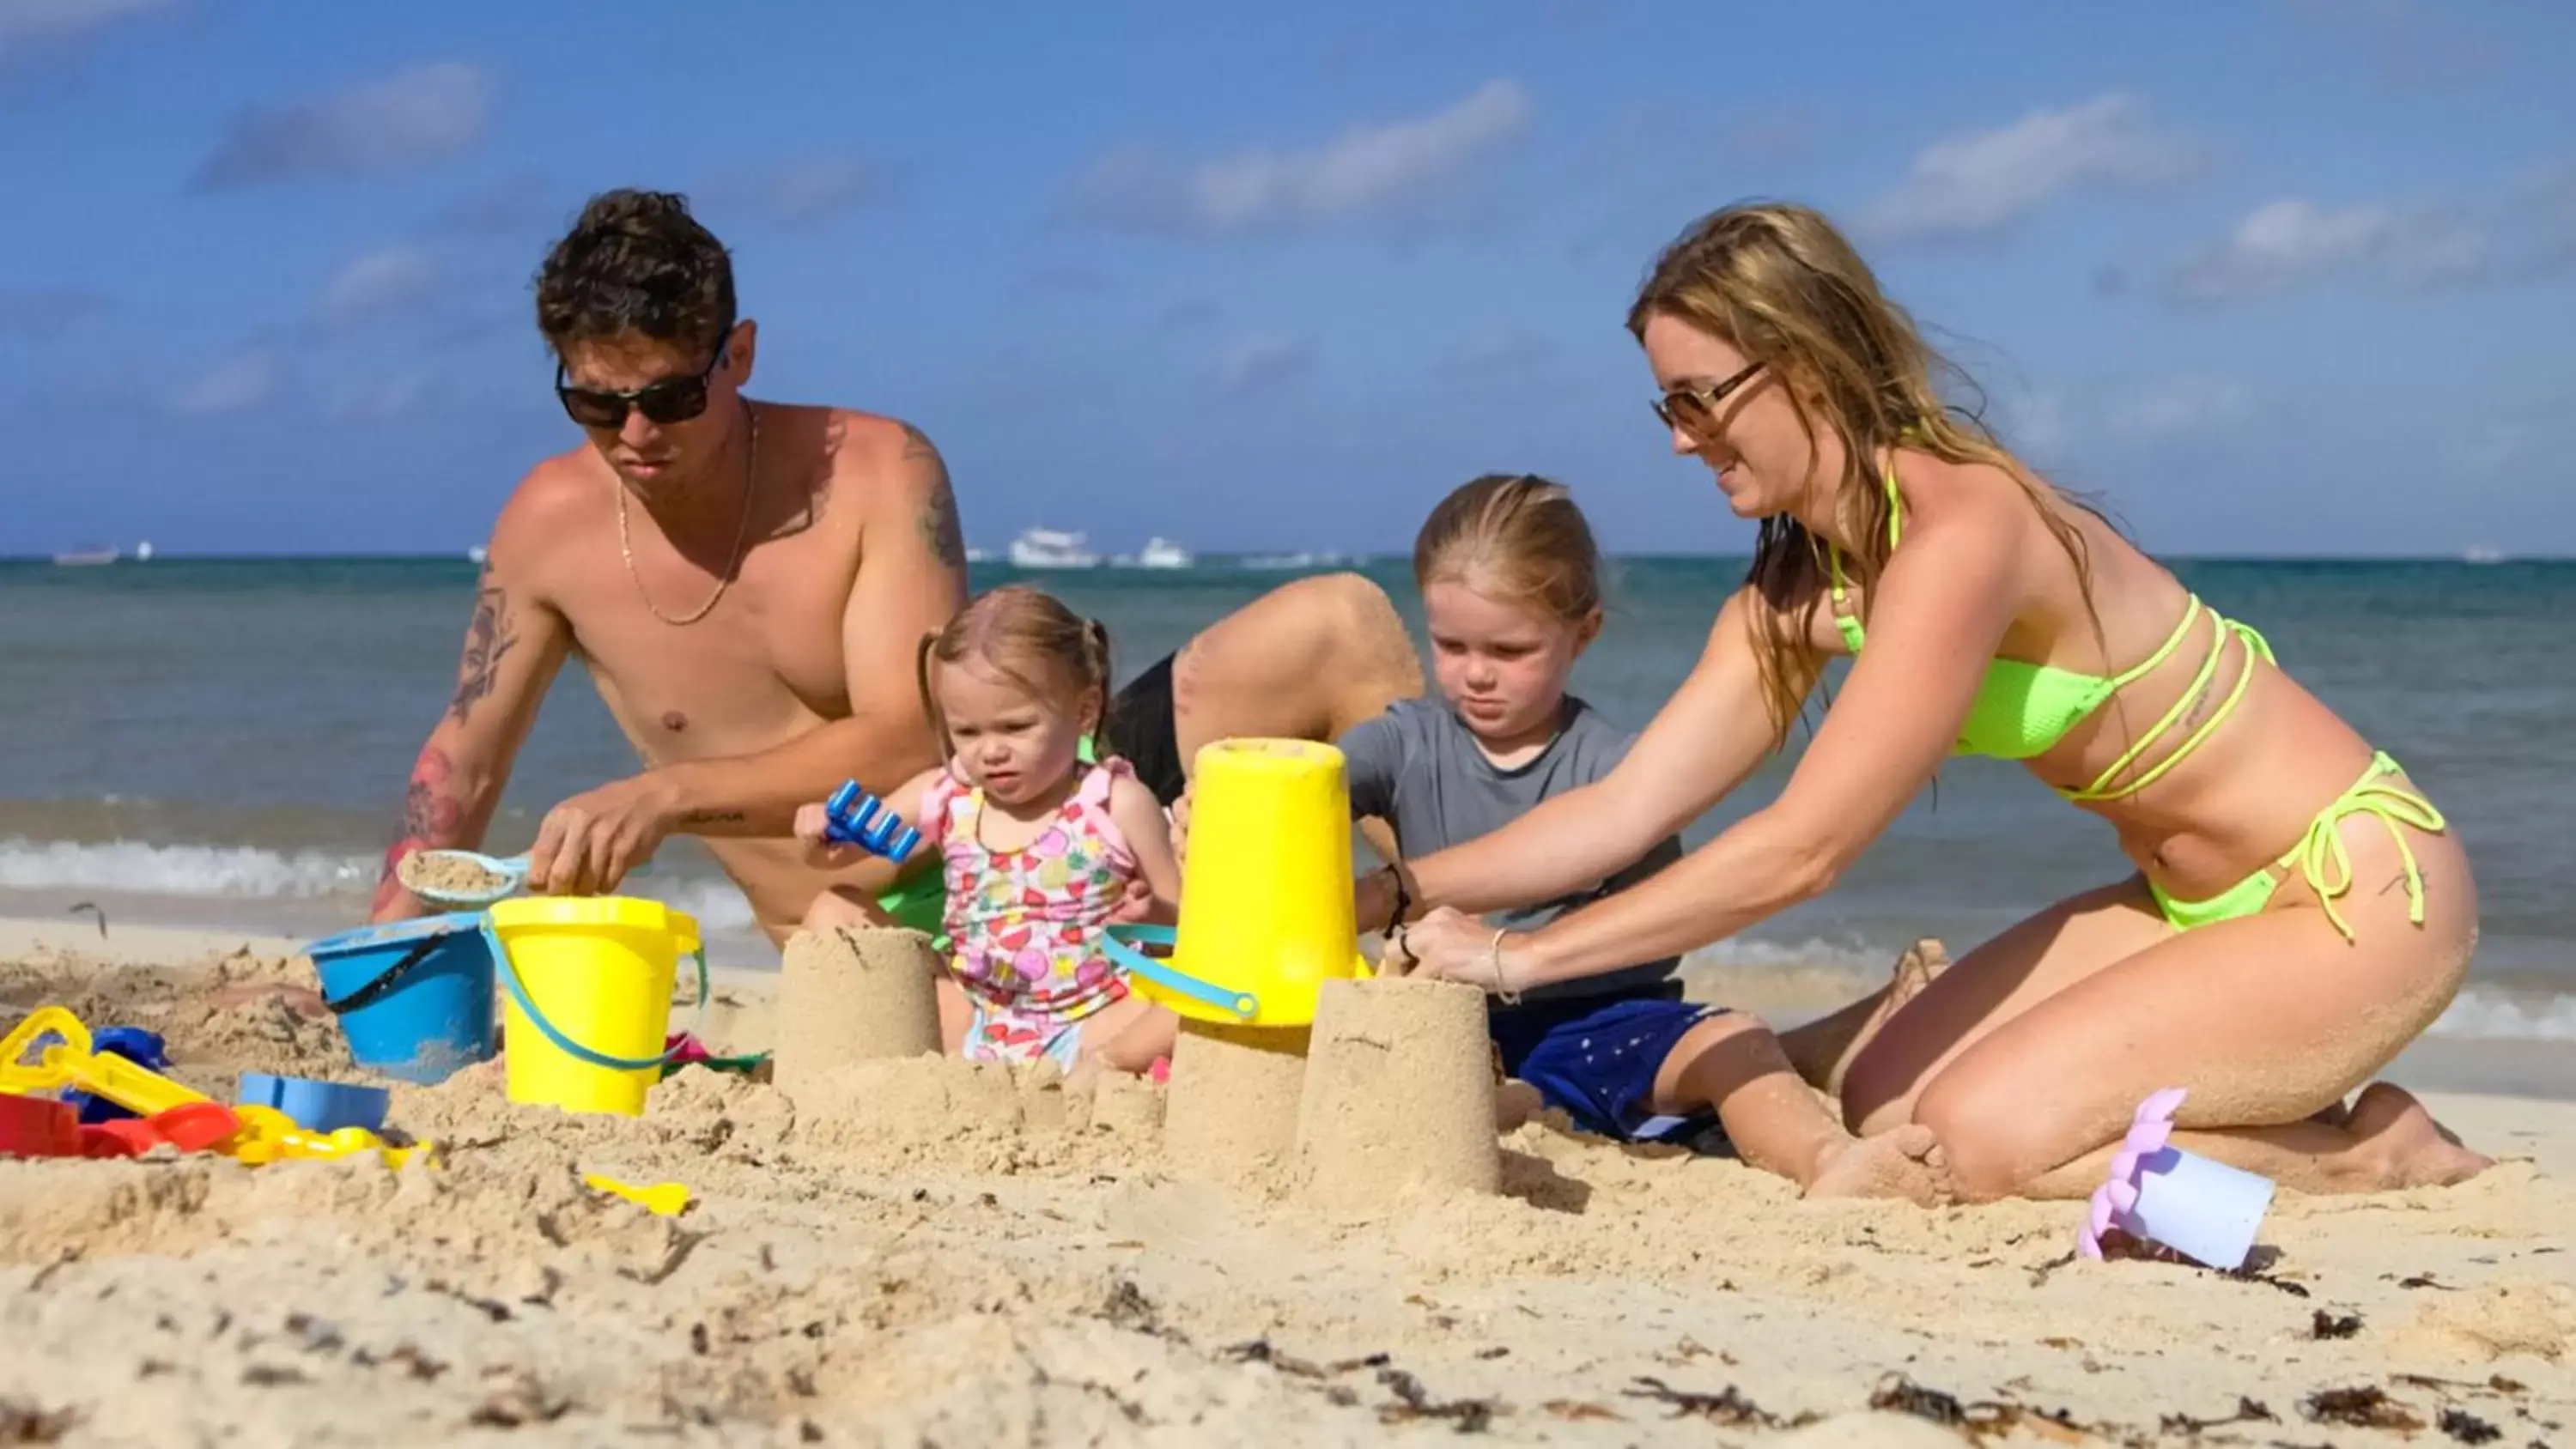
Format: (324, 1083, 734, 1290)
(2464, 544, 2506, 564)
(52, 545, 118, 567)
(1115, 537, 1194, 570)
(1007, 527, 1100, 569)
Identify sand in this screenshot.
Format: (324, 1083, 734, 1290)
(1295, 976, 1502, 1207)
(1161, 1020, 1311, 1190)
(395, 852, 512, 900)
(0, 919, 2570, 1446)
(774, 928, 944, 1102)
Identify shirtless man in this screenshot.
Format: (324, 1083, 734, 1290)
(373, 189, 1421, 946)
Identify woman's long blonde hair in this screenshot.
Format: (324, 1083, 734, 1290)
(1627, 200, 2102, 747)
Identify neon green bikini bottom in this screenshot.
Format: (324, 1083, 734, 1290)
(2148, 751, 2445, 941)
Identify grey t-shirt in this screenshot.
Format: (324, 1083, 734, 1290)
(1340, 695, 1685, 1002)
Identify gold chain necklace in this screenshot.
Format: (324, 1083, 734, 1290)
(616, 403, 760, 627)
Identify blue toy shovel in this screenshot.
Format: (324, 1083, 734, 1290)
(823, 781, 920, 862)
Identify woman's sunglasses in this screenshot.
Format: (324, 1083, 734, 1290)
(1650, 360, 1765, 436)
(554, 339, 732, 429)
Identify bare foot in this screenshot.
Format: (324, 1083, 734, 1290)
(1803, 1125, 1950, 1206)
(2344, 1082, 2493, 1189)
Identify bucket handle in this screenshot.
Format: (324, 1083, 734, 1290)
(1100, 925, 1259, 1020)
(321, 933, 447, 1016)
(488, 922, 712, 1073)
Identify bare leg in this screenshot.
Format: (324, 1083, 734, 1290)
(2017, 1083, 2494, 1199)
(1882, 812, 2482, 1202)
(1651, 1014, 1945, 1204)
(1777, 937, 1951, 1097)
(1842, 879, 2173, 1137)
(1166, 573, 1422, 861)
(1080, 995, 1178, 1074)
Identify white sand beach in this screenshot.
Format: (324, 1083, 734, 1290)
(0, 914, 2567, 1446)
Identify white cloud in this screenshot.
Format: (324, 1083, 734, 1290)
(1436, 331, 1556, 384)
(2464, 421, 2531, 474)
(326, 371, 435, 421)
(2007, 390, 2073, 458)
(431, 173, 564, 238)
(703, 155, 872, 227)
(2166, 197, 2489, 304)
(1060, 79, 1530, 235)
(2107, 376, 2256, 440)
(1214, 334, 1311, 395)
(168, 352, 277, 416)
(316, 246, 441, 328)
(195, 62, 495, 189)
(1862, 94, 2196, 242)
(0, 0, 176, 60)
(0, 288, 110, 338)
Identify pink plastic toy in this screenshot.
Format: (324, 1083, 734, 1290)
(2080, 1087, 2276, 1270)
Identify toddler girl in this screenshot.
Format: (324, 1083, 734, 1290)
(799, 585, 1179, 1075)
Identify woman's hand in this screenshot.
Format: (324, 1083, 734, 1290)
(1384, 906, 1521, 997)
(1168, 784, 1193, 869)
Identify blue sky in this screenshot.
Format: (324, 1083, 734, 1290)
(4, 0, 2573, 559)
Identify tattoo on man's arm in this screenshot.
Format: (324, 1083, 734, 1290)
(902, 423, 967, 571)
(679, 809, 748, 827)
(448, 564, 520, 726)
(371, 747, 465, 912)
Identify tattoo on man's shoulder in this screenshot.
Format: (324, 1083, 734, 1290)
(448, 564, 519, 725)
(902, 422, 967, 571)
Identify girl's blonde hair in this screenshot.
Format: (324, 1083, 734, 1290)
(915, 585, 1113, 752)
(1412, 473, 1604, 625)
(1627, 200, 2101, 746)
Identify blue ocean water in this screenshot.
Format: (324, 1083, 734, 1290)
(1, 555, 2569, 1040)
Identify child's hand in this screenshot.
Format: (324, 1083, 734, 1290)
(794, 802, 858, 870)
(1103, 876, 1158, 925)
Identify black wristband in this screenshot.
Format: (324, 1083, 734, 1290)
(1384, 862, 1413, 929)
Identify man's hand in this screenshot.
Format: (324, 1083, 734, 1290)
(527, 773, 683, 897)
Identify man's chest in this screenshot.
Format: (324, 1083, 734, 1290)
(552, 536, 860, 753)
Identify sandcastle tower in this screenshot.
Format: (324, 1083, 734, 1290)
(1108, 738, 1497, 1202)
(774, 925, 945, 1105)
(1107, 739, 1370, 1185)
(1294, 976, 1501, 1206)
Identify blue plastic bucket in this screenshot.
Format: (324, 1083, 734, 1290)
(304, 912, 498, 1084)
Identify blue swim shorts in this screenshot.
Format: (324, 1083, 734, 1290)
(1488, 983, 1729, 1149)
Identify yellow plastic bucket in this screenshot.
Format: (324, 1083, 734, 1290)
(1105, 738, 1370, 1028)
(488, 896, 707, 1117)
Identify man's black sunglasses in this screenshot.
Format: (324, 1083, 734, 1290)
(555, 336, 732, 429)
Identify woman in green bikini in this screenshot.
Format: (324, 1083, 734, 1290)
(1391, 201, 2490, 1203)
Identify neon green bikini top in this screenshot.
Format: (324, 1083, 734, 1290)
(1827, 471, 2275, 803)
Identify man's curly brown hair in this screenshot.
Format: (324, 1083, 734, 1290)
(533, 188, 735, 359)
